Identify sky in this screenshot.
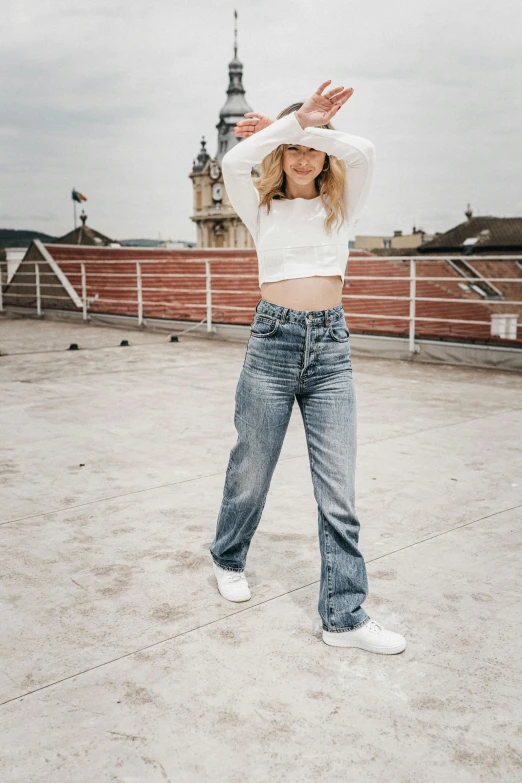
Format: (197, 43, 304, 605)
(2, 0, 521, 242)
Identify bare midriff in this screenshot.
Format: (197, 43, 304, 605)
(260, 275, 343, 311)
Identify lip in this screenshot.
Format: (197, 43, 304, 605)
(294, 169, 312, 175)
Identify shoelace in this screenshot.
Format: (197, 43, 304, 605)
(225, 571, 247, 584)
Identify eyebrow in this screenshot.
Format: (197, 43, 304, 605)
(286, 145, 318, 151)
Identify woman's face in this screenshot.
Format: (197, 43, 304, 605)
(282, 144, 327, 189)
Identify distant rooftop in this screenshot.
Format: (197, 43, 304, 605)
(419, 215, 522, 253)
(54, 211, 119, 247)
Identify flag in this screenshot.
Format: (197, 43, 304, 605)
(72, 189, 87, 203)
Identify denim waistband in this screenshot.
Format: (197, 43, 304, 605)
(255, 298, 345, 326)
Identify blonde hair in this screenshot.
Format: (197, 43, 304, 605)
(253, 102, 347, 235)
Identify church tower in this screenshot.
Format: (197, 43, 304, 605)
(189, 10, 254, 249)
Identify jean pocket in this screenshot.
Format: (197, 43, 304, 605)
(328, 319, 350, 342)
(250, 314, 280, 338)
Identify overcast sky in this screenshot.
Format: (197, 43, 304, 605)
(2, 0, 521, 241)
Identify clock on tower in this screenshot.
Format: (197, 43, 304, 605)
(212, 183, 223, 202)
(209, 161, 221, 180)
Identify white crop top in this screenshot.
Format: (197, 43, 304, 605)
(221, 109, 376, 286)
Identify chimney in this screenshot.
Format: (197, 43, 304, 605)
(465, 203, 473, 220)
(393, 230, 402, 237)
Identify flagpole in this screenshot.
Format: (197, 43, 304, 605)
(73, 190, 77, 229)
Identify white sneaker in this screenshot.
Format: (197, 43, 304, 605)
(322, 619, 406, 654)
(212, 561, 251, 602)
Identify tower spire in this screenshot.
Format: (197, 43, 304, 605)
(214, 9, 253, 162)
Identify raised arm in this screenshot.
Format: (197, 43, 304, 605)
(221, 111, 306, 238)
(288, 81, 376, 227)
(295, 118, 376, 228)
(222, 80, 376, 235)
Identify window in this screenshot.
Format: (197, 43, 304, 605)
(491, 314, 518, 339)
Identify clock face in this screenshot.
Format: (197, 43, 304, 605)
(212, 183, 223, 201)
(209, 161, 221, 180)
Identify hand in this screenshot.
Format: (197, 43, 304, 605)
(295, 80, 354, 129)
(234, 112, 275, 138)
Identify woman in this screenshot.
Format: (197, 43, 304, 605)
(209, 80, 406, 655)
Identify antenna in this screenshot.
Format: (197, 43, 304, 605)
(234, 9, 238, 58)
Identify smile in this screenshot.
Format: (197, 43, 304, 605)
(294, 169, 312, 175)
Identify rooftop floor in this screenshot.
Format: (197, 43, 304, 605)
(1, 316, 521, 782)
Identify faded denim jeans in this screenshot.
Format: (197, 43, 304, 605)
(210, 298, 369, 633)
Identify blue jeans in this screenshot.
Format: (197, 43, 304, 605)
(210, 298, 369, 633)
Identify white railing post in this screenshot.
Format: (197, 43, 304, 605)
(205, 259, 212, 333)
(81, 263, 88, 321)
(35, 263, 42, 317)
(408, 258, 416, 354)
(136, 261, 143, 326)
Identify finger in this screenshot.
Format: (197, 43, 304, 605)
(334, 87, 354, 103)
(321, 85, 345, 101)
(325, 85, 344, 96)
(325, 86, 346, 101)
(323, 107, 338, 123)
(315, 79, 332, 96)
(235, 121, 260, 131)
(328, 87, 353, 104)
(327, 89, 354, 110)
(324, 98, 347, 121)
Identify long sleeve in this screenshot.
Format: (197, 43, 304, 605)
(221, 111, 307, 238)
(221, 109, 376, 237)
(296, 115, 376, 228)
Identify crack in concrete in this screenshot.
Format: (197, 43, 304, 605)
(1, 500, 520, 709)
(2, 406, 520, 529)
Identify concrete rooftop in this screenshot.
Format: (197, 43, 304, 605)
(1, 315, 521, 782)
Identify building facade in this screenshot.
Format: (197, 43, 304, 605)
(355, 227, 433, 252)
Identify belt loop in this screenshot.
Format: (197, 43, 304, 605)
(280, 307, 288, 325)
(324, 309, 329, 328)
(255, 299, 261, 313)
